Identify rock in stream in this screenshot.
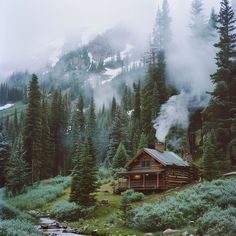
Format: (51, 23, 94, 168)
(38, 217, 84, 236)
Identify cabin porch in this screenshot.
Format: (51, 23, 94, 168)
(116, 170, 164, 192)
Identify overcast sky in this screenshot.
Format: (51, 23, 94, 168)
(0, 0, 222, 78)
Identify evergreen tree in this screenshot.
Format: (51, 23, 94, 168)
(106, 108, 122, 166)
(5, 135, 29, 195)
(121, 85, 129, 113)
(141, 78, 156, 147)
(153, 0, 171, 51)
(137, 133, 148, 151)
(208, 8, 218, 38)
(23, 74, 42, 183)
(119, 195, 132, 226)
(111, 96, 117, 119)
(0, 132, 10, 187)
(202, 131, 218, 180)
(40, 99, 53, 179)
(131, 82, 142, 154)
(152, 81, 160, 119)
(204, 0, 236, 168)
(50, 89, 65, 175)
(72, 95, 85, 147)
(70, 137, 97, 207)
(87, 96, 96, 138)
(112, 143, 130, 169)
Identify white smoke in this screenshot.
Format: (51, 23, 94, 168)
(154, 91, 189, 142)
(154, 0, 220, 142)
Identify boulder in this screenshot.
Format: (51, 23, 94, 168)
(163, 228, 180, 234)
(101, 199, 109, 205)
(40, 224, 48, 229)
(182, 231, 189, 236)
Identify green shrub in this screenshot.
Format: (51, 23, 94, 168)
(8, 176, 71, 210)
(0, 219, 41, 236)
(98, 167, 111, 179)
(0, 200, 22, 220)
(132, 177, 236, 232)
(123, 189, 144, 202)
(197, 207, 236, 236)
(50, 200, 81, 221)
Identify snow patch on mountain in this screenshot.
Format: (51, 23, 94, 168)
(103, 67, 122, 79)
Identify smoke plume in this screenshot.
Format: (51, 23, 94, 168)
(154, 0, 220, 142)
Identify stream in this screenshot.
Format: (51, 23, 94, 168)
(37, 217, 85, 236)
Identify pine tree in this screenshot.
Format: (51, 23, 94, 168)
(5, 135, 29, 195)
(87, 96, 96, 138)
(152, 81, 161, 119)
(70, 142, 83, 203)
(119, 195, 132, 226)
(72, 95, 85, 146)
(121, 85, 129, 113)
(50, 89, 65, 175)
(111, 96, 117, 119)
(202, 131, 218, 180)
(141, 78, 156, 147)
(40, 99, 53, 179)
(208, 8, 218, 38)
(23, 74, 42, 183)
(106, 108, 122, 166)
(137, 133, 148, 151)
(0, 132, 10, 187)
(153, 0, 171, 51)
(112, 143, 130, 169)
(70, 137, 97, 207)
(131, 82, 142, 155)
(204, 0, 236, 169)
(230, 116, 236, 164)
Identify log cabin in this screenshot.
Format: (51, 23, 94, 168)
(116, 143, 199, 193)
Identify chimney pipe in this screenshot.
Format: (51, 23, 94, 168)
(155, 142, 165, 153)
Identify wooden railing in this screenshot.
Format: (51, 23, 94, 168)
(118, 180, 158, 189)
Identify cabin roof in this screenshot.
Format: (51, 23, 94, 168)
(125, 148, 190, 168)
(144, 148, 190, 167)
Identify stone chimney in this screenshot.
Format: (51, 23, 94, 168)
(155, 142, 165, 153)
(183, 153, 193, 162)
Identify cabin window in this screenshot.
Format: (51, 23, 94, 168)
(141, 159, 151, 168)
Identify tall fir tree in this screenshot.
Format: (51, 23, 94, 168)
(6, 135, 29, 195)
(202, 131, 218, 180)
(50, 89, 65, 175)
(106, 108, 122, 166)
(112, 142, 130, 169)
(23, 74, 42, 183)
(72, 95, 85, 147)
(87, 96, 96, 138)
(0, 132, 10, 187)
(137, 133, 148, 151)
(141, 77, 156, 147)
(70, 136, 97, 207)
(111, 96, 117, 120)
(204, 0, 236, 171)
(40, 99, 53, 179)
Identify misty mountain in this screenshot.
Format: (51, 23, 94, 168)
(38, 26, 146, 106)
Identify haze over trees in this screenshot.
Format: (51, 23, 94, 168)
(0, 0, 235, 222)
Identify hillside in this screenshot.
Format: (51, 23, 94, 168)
(1, 175, 236, 235)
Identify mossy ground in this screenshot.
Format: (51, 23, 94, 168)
(42, 182, 197, 236)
